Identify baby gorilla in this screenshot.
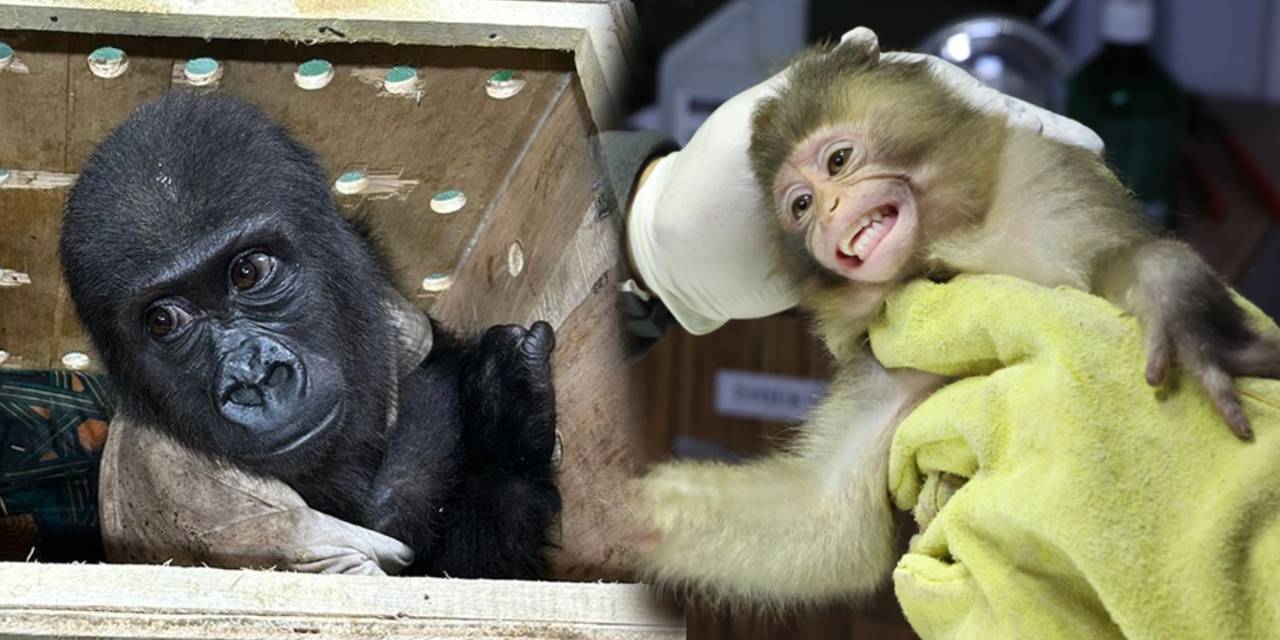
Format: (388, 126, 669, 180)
(61, 93, 560, 579)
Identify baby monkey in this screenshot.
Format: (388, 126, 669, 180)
(638, 29, 1280, 608)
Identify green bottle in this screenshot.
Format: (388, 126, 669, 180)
(1067, 0, 1185, 227)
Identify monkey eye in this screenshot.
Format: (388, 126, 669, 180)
(145, 303, 193, 338)
(230, 252, 276, 291)
(827, 147, 854, 175)
(789, 193, 813, 219)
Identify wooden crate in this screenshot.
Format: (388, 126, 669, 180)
(0, 562, 683, 639)
(0, 1, 677, 635)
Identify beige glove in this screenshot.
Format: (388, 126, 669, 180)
(99, 291, 433, 576)
(628, 26, 1104, 335)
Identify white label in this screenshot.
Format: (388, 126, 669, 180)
(714, 369, 827, 423)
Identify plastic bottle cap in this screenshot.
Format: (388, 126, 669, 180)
(334, 170, 368, 195)
(88, 47, 129, 79)
(0, 42, 14, 70)
(421, 272, 453, 293)
(486, 70, 527, 99)
(384, 66, 418, 94)
(1102, 0, 1154, 44)
(430, 189, 466, 214)
(61, 351, 91, 370)
(294, 59, 334, 90)
(184, 57, 222, 86)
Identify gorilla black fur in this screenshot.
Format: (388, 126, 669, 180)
(61, 92, 561, 579)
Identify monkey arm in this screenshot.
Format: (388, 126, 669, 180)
(639, 357, 943, 607)
(1097, 238, 1280, 439)
(929, 127, 1279, 439)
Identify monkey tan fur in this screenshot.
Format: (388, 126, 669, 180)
(638, 28, 1280, 609)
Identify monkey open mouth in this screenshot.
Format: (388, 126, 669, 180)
(837, 205, 899, 266)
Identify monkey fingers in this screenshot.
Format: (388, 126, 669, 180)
(1151, 328, 1280, 441)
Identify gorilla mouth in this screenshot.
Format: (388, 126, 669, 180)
(239, 402, 343, 460)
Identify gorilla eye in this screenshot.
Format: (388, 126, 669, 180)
(828, 147, 853, 175)
(790, 193, 813, 219)
(145, 304, 192, 338)
(230, 252, 276, 291)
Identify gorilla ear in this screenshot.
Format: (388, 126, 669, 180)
(836, 26, 881, 66)
(384, 288, 434, 379)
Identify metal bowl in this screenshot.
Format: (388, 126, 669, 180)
(918, 14, 1071, 112)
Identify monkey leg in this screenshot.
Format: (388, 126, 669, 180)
(639, 360, 942, 608)
(1102, 239, 1280, 439)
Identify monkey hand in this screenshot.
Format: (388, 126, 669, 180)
(461, 322, 558, 463)
(1140, 294, 1280, 441)
(628, 25, 1104, 335)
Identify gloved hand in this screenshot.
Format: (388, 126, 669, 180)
(627, 26, 1105, 335)
(871, 275, 1280, 639)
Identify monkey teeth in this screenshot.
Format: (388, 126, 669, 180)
(839, 207, 894, 262)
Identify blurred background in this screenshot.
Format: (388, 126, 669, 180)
(626, 1, 1280, 637)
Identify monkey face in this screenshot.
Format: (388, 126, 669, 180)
(774, 124, 920, 284)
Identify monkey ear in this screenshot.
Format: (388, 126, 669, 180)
(837, 26, 881, 66)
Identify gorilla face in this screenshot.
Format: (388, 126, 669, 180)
(61, 93, 396, 473)
(129, 242, 346, 459)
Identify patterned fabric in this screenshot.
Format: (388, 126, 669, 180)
(0, 369, 113, 562)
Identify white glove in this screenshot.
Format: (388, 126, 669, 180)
(628, 26, 1104, 335)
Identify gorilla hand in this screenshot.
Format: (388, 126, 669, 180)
(462, 322, 558, 463)
(425, 321, 561, 579)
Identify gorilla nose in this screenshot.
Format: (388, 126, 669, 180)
(215, 335, 306, 428)
(228, 384, 262, 407)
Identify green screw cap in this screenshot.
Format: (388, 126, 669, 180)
(334, 170, 369, 195)
(294, 59, 334, 90)
(485, 69, 527, 99)
(430, 189, 467, 214)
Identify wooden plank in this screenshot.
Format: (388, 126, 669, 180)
(425, 78, 646, 579)
(428, 78, 596, 328)
(62, 33, 173, 170)
(0, 0, 638, 128)
(544, 260, 646, 580)
(0, 190, 66, 370)
(0, 32, 69, 369)
(194, 40, 575, 294)
(0, 562, 685, 639)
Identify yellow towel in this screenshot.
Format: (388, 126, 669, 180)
(871, 275, 1280, 640)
